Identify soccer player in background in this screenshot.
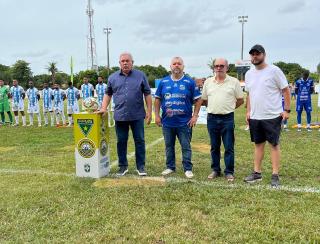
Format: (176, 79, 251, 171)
(0, 79, 13, 125)
(53, 83, 66, 126)
(10, 79, 26, 126)
(26, 80, 41, 127)
(42, 82, 54, 126)
(66, 81, 80, 126)
(295, 70, 314, 132)
(95, 76, 107, 109)
(81, 77, 94, 98)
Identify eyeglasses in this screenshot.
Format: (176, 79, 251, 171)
(214, 64, 225, 69)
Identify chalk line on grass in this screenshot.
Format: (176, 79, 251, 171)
(165, 177, 320, 194)
(0, 137, 165, 177)
(2, 136, 320, 194)
(0, 169, 75, 177)
(1, 169, 320, 194)
(110, 137, 164, 168)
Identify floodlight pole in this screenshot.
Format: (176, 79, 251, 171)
(103, 27, 112, 77)
(238, 16, 248, 61)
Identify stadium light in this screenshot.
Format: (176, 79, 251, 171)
(238, 16, 248, 61)
(103, 27, 112, 76)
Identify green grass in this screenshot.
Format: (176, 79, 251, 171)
(1, 96, 320, 242)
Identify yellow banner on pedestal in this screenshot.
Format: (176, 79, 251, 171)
(73, 113, 110, 178)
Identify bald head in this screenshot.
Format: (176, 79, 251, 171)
(171, 57, 184, 65)
(170, 57, 185, 77)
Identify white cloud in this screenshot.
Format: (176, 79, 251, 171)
(278, 0, 306, 13)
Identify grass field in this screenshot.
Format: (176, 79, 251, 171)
(1, 96, 320, 243)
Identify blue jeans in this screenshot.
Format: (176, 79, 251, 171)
(115, 119, 145, 170)
(207, 113, 235, 175)
(162, 125, 192, 172)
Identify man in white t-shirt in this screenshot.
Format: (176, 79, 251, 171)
(244, 44, 290, 187)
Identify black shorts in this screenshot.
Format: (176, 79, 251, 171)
(249, 116, 282, 146)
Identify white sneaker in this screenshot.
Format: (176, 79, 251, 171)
(27, 123, 33, 127)
(161, 168, 174, 176)
(38, 123, 41, 127)
(185, 170, 194, 179)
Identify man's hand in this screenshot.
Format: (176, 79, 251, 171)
(187, 115, 198, 128)
(155, 115, 162, 127)
(95, 108, 107, 117)
(145, 112, 152, 125)
(281, 111, 289, 121)
(246, 112, 250, 124)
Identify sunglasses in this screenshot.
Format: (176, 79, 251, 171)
(214, 64, 225, 69)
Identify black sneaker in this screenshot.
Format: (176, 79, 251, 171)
(244, 172, 262, 183)
(271, 174, 280, 187)
(136, 168, 147, 176)
(116, 167, 128, 176)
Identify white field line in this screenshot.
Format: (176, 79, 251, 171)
(165, 177, 320, 194)
(110, 137, 164, 168)
(0, 169, 75, 177)
(0, 137, 165, 177)
(1, 168, 320, 194)
(2, 135, 320, 194)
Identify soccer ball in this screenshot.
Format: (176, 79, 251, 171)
(82, 97, 99, 112)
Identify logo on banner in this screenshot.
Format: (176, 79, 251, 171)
(78, 138, 96, 158)
(77, 119, 94, 137)
(84, 163, 91, 173)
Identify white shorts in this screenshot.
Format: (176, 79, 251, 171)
(11, 100, 24, 112)
(67, 104, 79, 114)
(43, 106, 53, 113)
(28, 104, 40, 114)
(53, 104, 64, 113)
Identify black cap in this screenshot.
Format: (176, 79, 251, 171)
(249, 44, 265, 54)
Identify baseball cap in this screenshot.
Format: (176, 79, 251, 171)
(249, 44, 265, 54)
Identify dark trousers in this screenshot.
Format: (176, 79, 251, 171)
(115, 119, 145, 170)
(207, 113, 235, 175)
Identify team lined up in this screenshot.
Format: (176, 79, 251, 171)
(0, 77, 107, 127)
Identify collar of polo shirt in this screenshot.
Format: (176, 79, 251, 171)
(213, 74, 228, 83)
(120, 69, 133, 76)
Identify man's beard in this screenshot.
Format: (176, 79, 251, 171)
(252, 59, 264, 66)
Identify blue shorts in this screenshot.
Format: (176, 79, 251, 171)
(296, 101, 312, 112)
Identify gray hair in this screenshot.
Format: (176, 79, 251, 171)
(119, 52, 134, 61)
(213, 58, 229, 67)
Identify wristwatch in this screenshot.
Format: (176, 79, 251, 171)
(284, 109, 291, 113)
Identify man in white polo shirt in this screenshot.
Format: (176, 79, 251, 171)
(244, 44, 290, 187)
(201, 58, 244, 182)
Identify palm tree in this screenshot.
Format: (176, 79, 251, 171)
(47, 62, 58, 84)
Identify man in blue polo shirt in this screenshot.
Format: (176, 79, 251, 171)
(154, 57, 202, 179)
(99, 52, 152, 176)
(295, 71, 314, 132)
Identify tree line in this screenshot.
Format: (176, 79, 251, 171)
(0, 60, 319, 89)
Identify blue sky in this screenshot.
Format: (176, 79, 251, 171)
(0, 0, 319, 78)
